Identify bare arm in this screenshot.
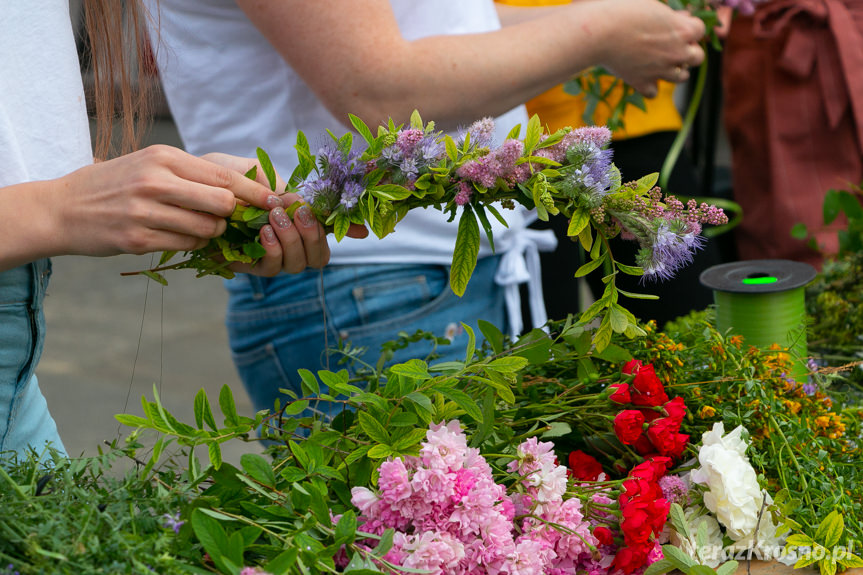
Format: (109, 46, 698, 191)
(0, 146, 340, 274)
(235, 0, 705, 129)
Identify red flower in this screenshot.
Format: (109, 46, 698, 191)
(670, 432, 690, 459)
(622, 359, 643, 375)
(647, 417, 682, 456)
(639, 406, 663, 423)
(593, 526, 615, 546)
(568, 450, 605, 481)
(608, 382, 631, 404)
(629, 456, 671, 482)
(628, 363, 669, 407)
(663, 396, 687, 424)
(611, 544, 651, 574)
(614, 410, 645, 445)
(632, 433, 656, 456)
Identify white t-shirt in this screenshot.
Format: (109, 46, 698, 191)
(146, 0, 537, 266)
(0, 0, 93, 188)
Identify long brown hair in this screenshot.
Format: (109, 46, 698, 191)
(80, 0, 155, 159)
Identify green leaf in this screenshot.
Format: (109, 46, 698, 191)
(333, 212, 351, 242)
(435, 387, 483, 422)
(478, 319, 505, 355)
(688, 566, 720, 575)
(243, 165, 257, 181)
(790, 222, 809, 240)
(823, 188, 841, 224)
(486, 356, 529, 373)
(540, 421, 571, 438)
(207, 441, 223, 470)
(241, 453, 277, 487)
(335, 510, 358, 545)
(716, 560, 739, 575)
(669, 503, 690, 539)
(358, 411, 391, 445)
(575, 255, 605, 278)
(194, 388, 218, 431)
(265, 548, 299, 575)
(609, 304, 630, 333)
(785, 533, 815, 547)
(298, 369, 321, 396)
(256, 147, 277, 191)
(445, 134, 458, 162)
(349, 113, 375, 146)
(815, 510, 844, 548)
(390, 359, 431, 381)
(592, 313, 613, 351)
(643, 558, 676, 575)
(839, 554, 863, 569)
(615, 262, 644, 276)
(795, 552, 821, 569)
(218, 384, 241, 427)
(820, 559, 838, 575)
(191, 510, 231, 574)
(568, 209, 591, 237)
(450, 207, 480, 297)
(367, 444, 393, 459)
(523, 114, 542, 155)
(114, 414, 151, 428)
(410, 109, 423, 129)
(617, 288, 658, 300)
(662, 544, 696, 571)
(464, 323, 477, 363)
(141, 270, 168, 286)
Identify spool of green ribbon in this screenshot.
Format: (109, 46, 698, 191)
(700, 259, 817, 383)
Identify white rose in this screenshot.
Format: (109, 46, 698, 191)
(690, 423, 766, 540)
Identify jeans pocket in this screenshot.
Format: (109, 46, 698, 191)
(349, 266, 447, 327)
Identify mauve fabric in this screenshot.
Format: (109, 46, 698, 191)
(722, 0, 863, 267)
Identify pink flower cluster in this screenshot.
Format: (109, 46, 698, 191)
(350, 421, 598, 575)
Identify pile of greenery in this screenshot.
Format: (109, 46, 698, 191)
(2, 311, 861, 574)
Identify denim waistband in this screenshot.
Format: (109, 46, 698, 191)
(0, 259, 52, 309)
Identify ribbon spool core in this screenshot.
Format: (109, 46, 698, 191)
(700, 259, 817, 383)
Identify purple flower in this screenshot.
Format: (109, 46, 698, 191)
(802, 383, 818, 396)
(298, 143, 367, 213)
(635, 221, 705, 282)
(161, 512, 184, 534)
(459, 117, 495, 149)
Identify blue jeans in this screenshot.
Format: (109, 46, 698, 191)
(224, 256, 505, 421)
(0, 260, 65, 459)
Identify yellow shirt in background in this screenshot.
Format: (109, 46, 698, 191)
(495, 0, 683, 140)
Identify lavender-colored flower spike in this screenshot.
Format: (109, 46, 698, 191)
(460, 117, 495, 148)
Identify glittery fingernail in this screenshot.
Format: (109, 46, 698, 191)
(260, 225, 276, 244)
(295, 205, 315, 227)
(271, 207, 292, 229)
(266, 195, 284, 209)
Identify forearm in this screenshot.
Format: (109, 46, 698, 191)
(495, 2, 574, 27)
(0, 180, 63, 272)
(236, 0, 615, 130)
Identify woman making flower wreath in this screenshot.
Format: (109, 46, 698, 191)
(0, 0, 343, 458)
(144, 0, 707, 422)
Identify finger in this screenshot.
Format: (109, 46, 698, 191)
(686, 42, 705, 67)
(665, 65, 691, 84)
(293, 205, 330, 269)
(118, 228, 210, 255)
(633, 80, 659, 99)
(134, 200, 229, 239)
(168, 152, 283, 212)
(229, 224, 284, 276)
(270, 206, 312, 274)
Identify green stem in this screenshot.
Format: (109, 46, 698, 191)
(660, 58, 709, 192)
